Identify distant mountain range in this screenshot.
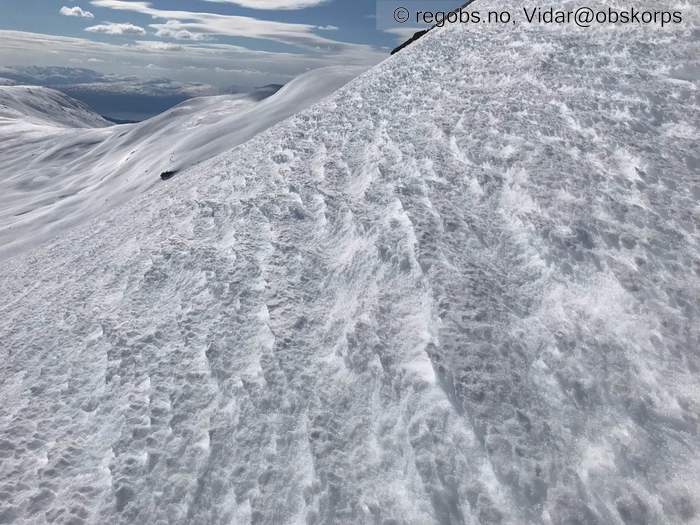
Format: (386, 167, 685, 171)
(0, 66, 282, 121)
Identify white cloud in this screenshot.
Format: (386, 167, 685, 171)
(85, 22, 146, 36)
(135, 40, 184, 52)
(59, 6, 95, 18)
(203, 0, 328, 9)
(154, 21, 207, 41)
(0, 30, 383, 90)
(89, 1, 354, 52)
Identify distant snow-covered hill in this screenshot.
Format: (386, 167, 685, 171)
(0, 85, 110, 128)
(0, 66, 220, 121)
(0, 66, 364, 259)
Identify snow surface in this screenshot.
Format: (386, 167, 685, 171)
(0, 86, 110, 128)
(0, 66, 364, 260)
(1, 1, 699, 524)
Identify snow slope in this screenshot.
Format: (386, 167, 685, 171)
(0, 66, 364, 260)
(1, 1, 699, 524)
(0, 85, 110, 128)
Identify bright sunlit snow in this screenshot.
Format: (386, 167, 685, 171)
(0, 66, 363, 260)
(0, 1, 698, 524)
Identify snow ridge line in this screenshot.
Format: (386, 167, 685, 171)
(391, 0, 481, 54)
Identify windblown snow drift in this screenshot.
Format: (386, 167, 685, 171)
(0, 66, 364, 260)
(1, 1, 699, 524)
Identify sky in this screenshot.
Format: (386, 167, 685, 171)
(0, 0, 412, 89)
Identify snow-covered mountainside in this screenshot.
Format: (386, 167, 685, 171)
(0, 66, 364, 260)
(0, 86, 110, 128)
(0, 66, 221, 121)
(1, 1, 699, 524)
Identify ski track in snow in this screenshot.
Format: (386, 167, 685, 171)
(1, 1, 699, 523)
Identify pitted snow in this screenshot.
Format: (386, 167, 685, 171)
(1, 2, 699, 524)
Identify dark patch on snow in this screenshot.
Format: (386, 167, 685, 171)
(390, 0, 479, 55)
(160, 170, 178, 181)
(391, 30, 430, 55)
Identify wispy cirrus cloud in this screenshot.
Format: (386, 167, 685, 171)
(59, 6, 95, 18)
(89, 0, 355, 51)
(85, 22, 146, 36)
(1, 1, 384, 92)
(136, 40, 185, 52)
(0, 30, 383, 90)
(203, 0, 329, 9)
